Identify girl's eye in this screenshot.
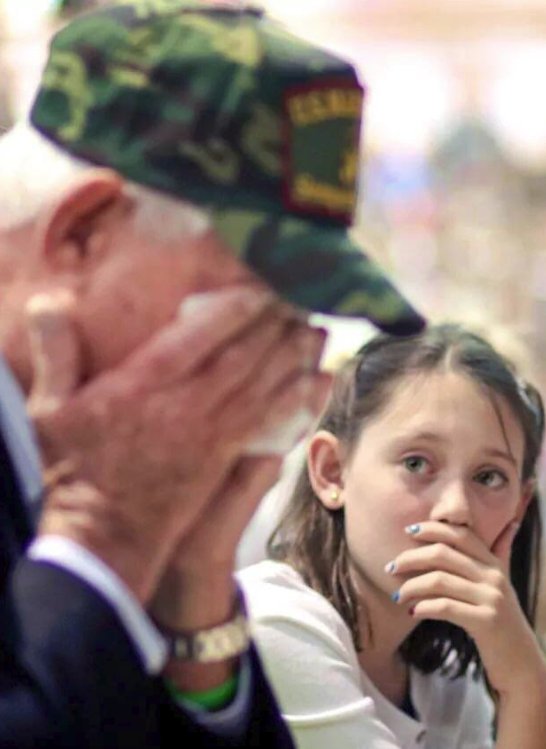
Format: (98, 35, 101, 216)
(403, 456, 429, 474)
(475, 469, 508, 489)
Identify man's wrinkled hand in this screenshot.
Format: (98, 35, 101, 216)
(26, 285, 328, 603)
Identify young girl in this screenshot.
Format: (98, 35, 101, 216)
(239, 324, 545, 749)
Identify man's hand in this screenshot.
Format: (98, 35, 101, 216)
(26, 286, 328, 604)
(150, 358, 331, 693)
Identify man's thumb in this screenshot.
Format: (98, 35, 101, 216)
(26, 291, 82, 417)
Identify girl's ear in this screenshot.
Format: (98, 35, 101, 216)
(307, 430, 345, 510)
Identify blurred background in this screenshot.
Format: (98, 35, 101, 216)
(1, 0, 545, 626)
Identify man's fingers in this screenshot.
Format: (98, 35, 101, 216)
(220, 370, 330, 454)
(26, 292, 82, 416)
(211, 455, 282, 530)
(239, 322, 326, 397)
(200, 319, 326, 413)
(196, 314, 287, 397)
(307, 370, 333, 413)
(173, 455, 283, 567)
(124, 286, 276, 387)
(224, 455, 283, 541)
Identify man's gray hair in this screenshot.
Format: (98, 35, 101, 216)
(0, 122, 211, 242)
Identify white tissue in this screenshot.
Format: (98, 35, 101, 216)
(178, 292, 220, 319)
(245, 406, 314, 456)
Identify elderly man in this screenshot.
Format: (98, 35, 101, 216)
(0, 2, 424, 748)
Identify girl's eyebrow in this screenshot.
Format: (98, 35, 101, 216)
(389, 432, 518, 467)
(389, 430, 445, 445)
(481, 448, 517, 468)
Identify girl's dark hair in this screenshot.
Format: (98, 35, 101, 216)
(268, 324, 544, 678)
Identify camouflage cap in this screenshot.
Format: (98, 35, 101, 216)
(30, 0, 425, 335)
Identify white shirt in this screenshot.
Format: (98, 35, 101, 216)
(238, 560, 495, 749)
(0, 357, 42, 509)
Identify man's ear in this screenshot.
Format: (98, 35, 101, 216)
(307, 430, 345, 510)
(37, 170, 127, 273)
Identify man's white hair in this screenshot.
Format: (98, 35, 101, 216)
(0, 121, 211, 242)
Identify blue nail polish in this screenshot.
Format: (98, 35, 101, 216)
(391, 591, 400, 603)
(406, 524, 420, 535)
(384, 561, 396, 574)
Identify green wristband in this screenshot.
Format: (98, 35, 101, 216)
(166, 673, 238, 712)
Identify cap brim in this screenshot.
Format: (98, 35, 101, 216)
(211, 209, 426, 336)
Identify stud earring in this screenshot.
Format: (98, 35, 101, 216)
(330, 488, 341, 504)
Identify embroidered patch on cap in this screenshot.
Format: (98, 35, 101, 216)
(283, 81, 363, 224)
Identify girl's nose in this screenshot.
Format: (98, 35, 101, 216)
(429, 480, 472, 527)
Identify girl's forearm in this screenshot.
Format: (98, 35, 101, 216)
(495, 664, 546, 749)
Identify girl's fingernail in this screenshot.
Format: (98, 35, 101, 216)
(391, 590, 400, 603)
(384, 560, 396, 574)
(405, 524, 420, 535)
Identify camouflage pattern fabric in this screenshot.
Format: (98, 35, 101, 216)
(31, 0, 425, 335)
